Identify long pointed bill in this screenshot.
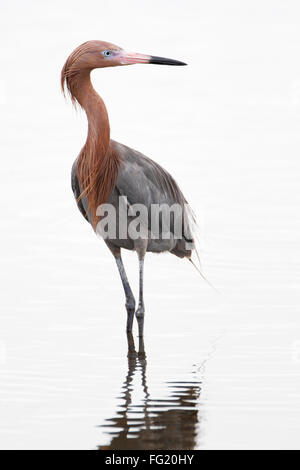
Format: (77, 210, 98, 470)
(119, 51, 187, 66)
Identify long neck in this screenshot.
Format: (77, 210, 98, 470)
(71, 70, 120, 227)
(74, 70, 110, 157)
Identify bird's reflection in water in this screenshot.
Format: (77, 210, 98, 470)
(99, 334, 202, 450)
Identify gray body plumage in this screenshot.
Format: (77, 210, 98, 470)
(71, 140, 194, 259)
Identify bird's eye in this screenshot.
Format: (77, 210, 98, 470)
(103, 50, 112, 57)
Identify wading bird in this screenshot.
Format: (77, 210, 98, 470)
(61, 40, 196, 336)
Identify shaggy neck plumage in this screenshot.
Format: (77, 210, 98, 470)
(70, 69, 110, 157)
(65, 69, 120, 227)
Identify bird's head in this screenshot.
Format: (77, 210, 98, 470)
(63, 39, 187, 72)
(61, 40, 187, 103)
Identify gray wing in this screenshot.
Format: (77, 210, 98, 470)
(71, 140, 195, 256)
(111, 140, 194, 245)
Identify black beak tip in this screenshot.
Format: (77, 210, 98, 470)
(150, 56, 188, 66)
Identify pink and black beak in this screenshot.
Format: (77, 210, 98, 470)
(119, 51, 187, 66)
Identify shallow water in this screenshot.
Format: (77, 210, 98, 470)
(1, 0, 300, 450)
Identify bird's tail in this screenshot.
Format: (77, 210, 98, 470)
(188, 245, 220, 294)
(184, 203, 220, 293)
(188, 252, 220, 294)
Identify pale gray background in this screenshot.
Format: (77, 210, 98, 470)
(0, 0, 299, 449)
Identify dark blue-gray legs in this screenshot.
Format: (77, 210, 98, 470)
(107, 242, 146, 335)
(135, 256, 145, 337)
(115, 255, 136, 333)
(107, 243, 136, 333)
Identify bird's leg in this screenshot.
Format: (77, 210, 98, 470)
(127, 332, 137, 360)
(135, 247, 146, 337)
(137, 334, 146, 359)
(116, 256, 136, 332)
(107, 244, 136, 333)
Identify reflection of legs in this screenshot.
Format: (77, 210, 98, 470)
(135, 242, 147, 337)
(107, 244, 135, 333)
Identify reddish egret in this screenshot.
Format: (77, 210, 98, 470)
(61, 40, 196, 336)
